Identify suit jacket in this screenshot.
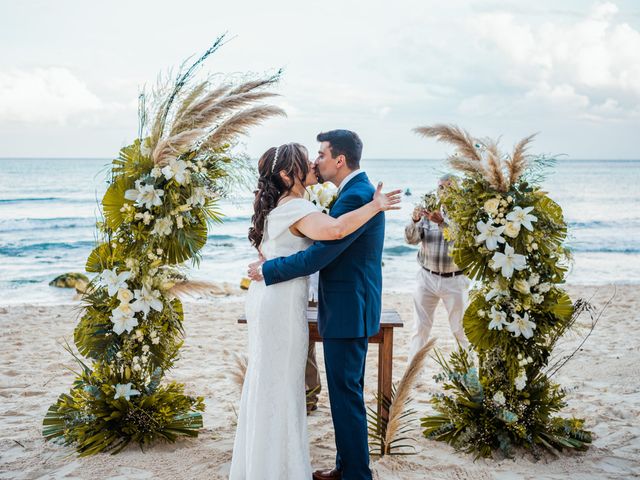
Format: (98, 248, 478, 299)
(262, 172, 384, 338)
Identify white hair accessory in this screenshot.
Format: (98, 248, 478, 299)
(271, 145, 281, 174)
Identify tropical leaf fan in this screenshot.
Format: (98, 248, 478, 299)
(43, 35, 285, 455)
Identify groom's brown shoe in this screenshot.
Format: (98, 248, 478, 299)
(312, 468, 342, 480)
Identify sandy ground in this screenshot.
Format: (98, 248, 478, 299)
(0, 284, 638, 480)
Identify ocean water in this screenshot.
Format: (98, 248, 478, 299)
(1, 157, 639, 305)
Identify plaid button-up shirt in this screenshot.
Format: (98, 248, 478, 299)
(404, 217, 460, 274)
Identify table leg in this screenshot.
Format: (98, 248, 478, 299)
(377, 327, 394, 453)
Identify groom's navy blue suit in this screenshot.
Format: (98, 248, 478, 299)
(262, 172, 383, 480)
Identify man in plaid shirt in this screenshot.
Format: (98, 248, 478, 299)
(404, 175, 469, 360)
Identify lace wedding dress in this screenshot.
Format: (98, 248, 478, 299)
(230, 198, 318, 480)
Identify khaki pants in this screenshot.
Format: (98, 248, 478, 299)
(409, 268, 470, 361)
(306, 342, 321, 407)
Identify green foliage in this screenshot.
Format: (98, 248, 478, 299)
(422, 151, 592, 458)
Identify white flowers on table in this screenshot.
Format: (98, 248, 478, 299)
(505, 312, 537, 339)
(488, 306, 508, 331)
(475, 220, 506, 250)
(151, 216, 173, 236)
(132, 285, 163, 317)
(124, 180, 165, 210)
(113, 382, 140, 401)
(506, 206, 537, 231)
(100, 269, 131, 296)
(161, 158, 189, 185)
(492, 391, 506, 406)
(491, 244, 527, 278)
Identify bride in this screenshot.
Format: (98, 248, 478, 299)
(229, 143, 400, 479)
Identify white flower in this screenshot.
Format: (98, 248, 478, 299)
(317, 186, 338, 208)
(528, 273, 540, 287)
(537, 282, 552, 293)
(117, 288, 134, 303)
(150, 167, 162, 179)
(475, 220, 506, 251)
(491, 244, 527, 279)
(110, 309, 138, 335)
(503, 221, 521, 238)
(532, 293, 544, 304)
(151, 216, 173, 236)
(113, 383, 140, 401)
(132, 285, 163, 317)
(505, 312, 537, 339)
(483, 198, 501, 216)
(142, 344, 150, 353)
(124, 180, 165, 210)
(151, 336, 160, 345)
(135, 211, 154, 225)
(187, 187, 207, 206)
(488, 306, 508, 331)
(100, 268, 131, 297)
(515, 370, 528, 391)
(493, 391, 506, 406)
(161, 158, 189, 184)
(176, 215, 184, 229)
(506, 206, 537, 231)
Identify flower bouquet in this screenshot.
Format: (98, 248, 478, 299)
(43, 37, 285, 455)
(415, 125, 592, 458)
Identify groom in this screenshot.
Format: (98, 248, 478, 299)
(249, 129, 384, 480)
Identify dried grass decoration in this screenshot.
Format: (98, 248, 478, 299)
(43, 36, 285, 455)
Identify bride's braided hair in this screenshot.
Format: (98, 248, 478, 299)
(248, 143, 310, 249)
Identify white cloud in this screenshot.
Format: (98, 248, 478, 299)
(0, 67, 107, 124)
(470, 2, 640, 118)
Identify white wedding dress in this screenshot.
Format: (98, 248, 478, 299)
(230, 198, 318, 480)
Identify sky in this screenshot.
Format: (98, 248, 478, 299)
(0, 0, 639, 160)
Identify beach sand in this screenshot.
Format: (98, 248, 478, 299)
(0, 284, 638, 479)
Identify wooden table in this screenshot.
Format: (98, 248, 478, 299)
(238, 307, 403, 437)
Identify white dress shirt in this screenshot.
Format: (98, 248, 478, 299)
(337, 168, 363, 194)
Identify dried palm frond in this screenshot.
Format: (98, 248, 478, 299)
(204, 105, 286, 149)
(229, 353, 248, 390)
(170, 80, 212, 133)
(152, 128, 208, 166)
(226, 71, 282, 96)
(384, 338, 437, 451)
(171, 90, 279, 135)
(448, 155, 487, 176)
(506, 133, 537, 184)
(414, 124, 483, 162)
(484, 138, 507, 192)
(167, 279, 228, 298)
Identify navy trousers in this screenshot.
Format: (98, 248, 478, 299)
(322, 337, 372, 480)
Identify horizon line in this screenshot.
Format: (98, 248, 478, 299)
(1, 156, 639, 162)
